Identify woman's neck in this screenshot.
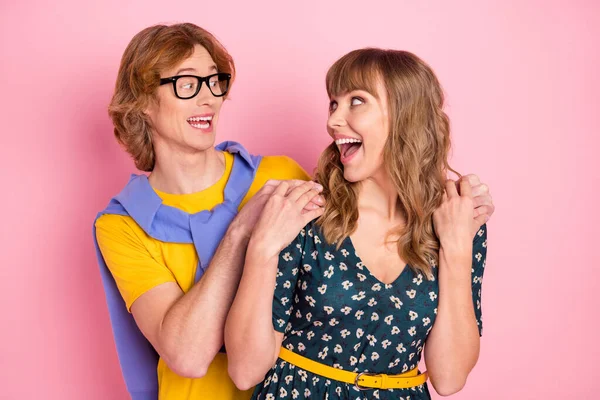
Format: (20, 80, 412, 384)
(357, 169, 403, 222)
(148, 145, 225, 195)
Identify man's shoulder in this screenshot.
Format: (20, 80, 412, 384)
(256, 155, 311, 181)
(238, 155, 311, 208)
(95, 213, 148, 247)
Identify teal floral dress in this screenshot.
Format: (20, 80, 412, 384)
(252, 221, 488, 400)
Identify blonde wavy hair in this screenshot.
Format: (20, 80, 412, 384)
(314, 48, 459, 278)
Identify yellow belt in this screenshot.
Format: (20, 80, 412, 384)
(278, 348, 428, 390)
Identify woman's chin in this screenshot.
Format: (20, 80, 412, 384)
(342, 168, 364, 183)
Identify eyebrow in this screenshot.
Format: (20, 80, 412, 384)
(175, 65, 218, 75)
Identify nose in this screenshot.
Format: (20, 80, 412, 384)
(195, 81, 216, 107)
(327, 107, 347, 133)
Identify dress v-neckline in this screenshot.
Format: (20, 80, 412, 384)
(344, 235, 410, 285)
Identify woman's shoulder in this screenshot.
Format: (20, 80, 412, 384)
(300, 220, 348, 257)
(474, 223, 488, 248)
(301, 220, 324, 244)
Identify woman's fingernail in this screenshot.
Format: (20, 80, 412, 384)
(314, 183, 323, 191)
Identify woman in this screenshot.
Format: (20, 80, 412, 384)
(225, 48, 489, 399)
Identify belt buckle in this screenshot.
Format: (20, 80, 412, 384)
(354, 372, 378, 391)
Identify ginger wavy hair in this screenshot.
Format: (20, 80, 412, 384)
(108, 23, 235, 171)
(314, 48, 459, 278)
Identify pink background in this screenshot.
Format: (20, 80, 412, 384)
(1, 0, 598, 399)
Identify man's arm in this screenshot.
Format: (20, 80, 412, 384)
(130, 222, 249, 378)
(98, 179, 322, 378)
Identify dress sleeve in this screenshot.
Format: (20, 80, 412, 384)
(272, 226, 308, 333)
(471, 224, 488, 336)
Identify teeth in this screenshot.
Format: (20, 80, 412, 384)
(335, 138, 362, 145)
(187, 116, 213, 122)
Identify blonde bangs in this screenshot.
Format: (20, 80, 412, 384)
(326, 49, 382, 99)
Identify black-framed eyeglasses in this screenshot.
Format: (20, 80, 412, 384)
(159, 73, 231, 99)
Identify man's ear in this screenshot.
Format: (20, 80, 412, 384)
(143, 103, 153, 118)
(143, 96, 159, 118)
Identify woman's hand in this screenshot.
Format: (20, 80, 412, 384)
(231, 179, 324, 241)
(248, 181, 325, 260)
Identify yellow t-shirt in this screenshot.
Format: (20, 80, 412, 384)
(95, 153, 310, 400)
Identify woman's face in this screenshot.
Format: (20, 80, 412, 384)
(327, 80, 390, 183)
(146, 44, 224, 155)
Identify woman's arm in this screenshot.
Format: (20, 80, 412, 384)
(224, 249, 285, 390)
(425, 179, 488, 396)
(225, 181, 324, 390)
(424, 246, 480, 395)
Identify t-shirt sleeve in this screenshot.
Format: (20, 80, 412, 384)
(272, 226, 307, 333)
(471, 224, 488, 336)
(95, 214, 177, 311)
(241, 155, 312, 209)
(261, 155, 311, 181)
(254, 156, 310, 187)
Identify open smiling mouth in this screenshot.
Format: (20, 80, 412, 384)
(335, 137, 363, 160)
(187, 115, 213, 130)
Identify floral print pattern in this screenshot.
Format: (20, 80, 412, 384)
(252, 222, 487, 400)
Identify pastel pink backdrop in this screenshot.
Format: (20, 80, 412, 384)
(1, 0, 598, 399)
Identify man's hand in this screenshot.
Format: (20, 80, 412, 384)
(460, 174, 495, 226)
